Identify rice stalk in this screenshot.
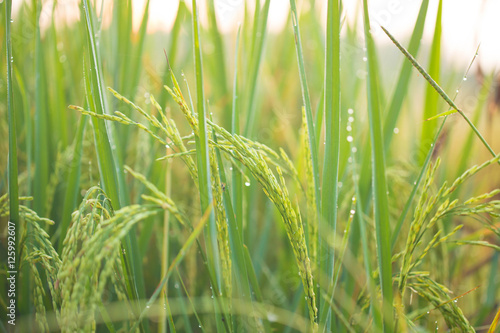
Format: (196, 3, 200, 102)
(381, 26, 497, 159)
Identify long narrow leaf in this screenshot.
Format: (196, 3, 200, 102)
(383, 0, 430, 149)
(5, 0, 18, 242)
(320, 0, 341, 328)
(362, 2, 394, 331)
(420, 0, 442, 162)
(243, 0, 270, 137)
(190, 0, 225, 330)
(58, 115, 87, 251)
(81, 2, 147, 329)
(381, 26, 497, 158)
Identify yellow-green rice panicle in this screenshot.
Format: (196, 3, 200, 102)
(209, 148, 232, 300)
(301, 107, 318, 269)
(276, 167, 318, 328)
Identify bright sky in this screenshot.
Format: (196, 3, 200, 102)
(13, 0, 500, 70)
(131, 0, 499, 70)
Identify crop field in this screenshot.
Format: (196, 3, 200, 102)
(1, 0, 500, 332)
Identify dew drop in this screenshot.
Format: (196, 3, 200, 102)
(362, 57, 367, 62)
(351, 147, 357, 153)
(244, 181, 250, 187)
(350, 209, 356, 215)
(347, 136, 353, 142)
(393, 127, 399, 134)
(348, 108, 354, 115)
(165, 144, 170, 148)
(463, 77, 467, 81)
(146, 305, 150, 309)
(348, 116, 354, 123)
(346, 125, 352, 132)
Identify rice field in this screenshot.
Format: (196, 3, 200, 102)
(1, 0, 500, 332)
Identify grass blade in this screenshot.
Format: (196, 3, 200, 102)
(383, 0, 429, 149)
(231, 25, 244, 236)
(190, 0, 225, 329)
(207, 0, 230, 129)
(288, 0, 321, 246)
(362, 1, 394, 331)
(320, 0, 341, 328)
(81, 2, 147, 330)
(488, 307, 500, 333)
(420, 0, 442, 162)
(5, 4, 20, 311)
(159, 1, 186, 108)
(33, 0, 49, 217)
(127, 0, 150, 98)
(455, 73, 494, 176)
(243, 0, 270, 137)
(58, 115, 87, 251)
(5, 0, 18, 236)
(381, 26, 497, 158)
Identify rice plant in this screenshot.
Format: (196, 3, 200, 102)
(1, 0, 500, 332)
